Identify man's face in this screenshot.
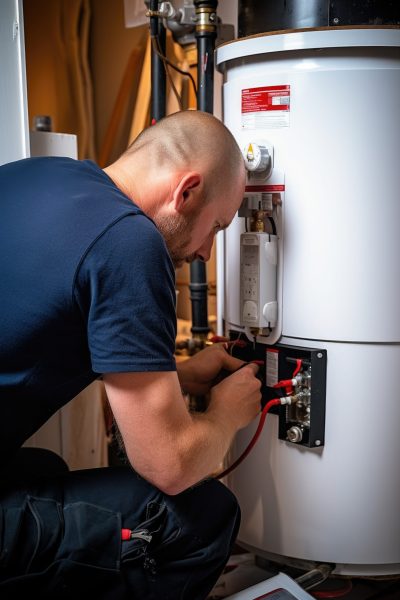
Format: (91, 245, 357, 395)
(155, 210, 198, 268)
(154, 181, 244, 269)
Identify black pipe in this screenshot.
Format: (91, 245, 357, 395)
(189, 0, 218, 340)
(149, 0, 166, 122)
(193, 0, 218, 113)
(189, 262, 210, 338)
(196, 30, 216, 113)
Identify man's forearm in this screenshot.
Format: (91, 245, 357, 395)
(105, 367, 260, 496)
(171, 407, 237, 491)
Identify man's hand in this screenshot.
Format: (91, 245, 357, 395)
(207, 363, 262, 432)
(176, 343, 245, 396)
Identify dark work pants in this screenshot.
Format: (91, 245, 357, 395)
(0, 449, 240, 599)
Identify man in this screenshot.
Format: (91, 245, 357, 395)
(0, 110, 261, 598)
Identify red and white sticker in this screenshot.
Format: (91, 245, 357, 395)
(242, 85, 290, 129)
(266, 348, 279, 387)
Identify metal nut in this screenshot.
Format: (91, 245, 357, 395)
(287, 426, 303, 443)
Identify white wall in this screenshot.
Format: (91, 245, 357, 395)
(217, 0, 238, 37)
(0, 0, 30, 165)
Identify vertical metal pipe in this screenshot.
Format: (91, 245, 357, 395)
(189, 261, 210, 339)
(149, 0, 166, 122)
(196, 25, 217, 113)
(189, 0, 218, 340)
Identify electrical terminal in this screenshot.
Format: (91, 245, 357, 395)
(293, 373, 303, 387)
(273, 377, 298, 390)
(280, 395, 298, 406)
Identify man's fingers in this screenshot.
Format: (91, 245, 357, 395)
(240, 362, 260, 375)
(209, 336, 230, 344)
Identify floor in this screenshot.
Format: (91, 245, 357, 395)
(207, 550, 400, 600)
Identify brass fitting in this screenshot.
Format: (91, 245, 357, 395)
(194, 7, 217, 32)
(252, 210, 266, 232)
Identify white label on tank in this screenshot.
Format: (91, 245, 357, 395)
(241, 85, 290, 129)
(266, 348, 279, 387)
(245, 185, 285, 212)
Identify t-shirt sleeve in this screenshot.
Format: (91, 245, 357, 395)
(74, 213, 177, 373)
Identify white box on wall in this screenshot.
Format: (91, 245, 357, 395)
(30, 131, 78, 159)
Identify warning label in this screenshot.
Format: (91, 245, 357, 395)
(241, 85, 290, 129)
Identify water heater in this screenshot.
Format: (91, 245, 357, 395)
(216, 27, 400, 576)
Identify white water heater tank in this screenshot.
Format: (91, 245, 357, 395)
(216, 27, 400, 576)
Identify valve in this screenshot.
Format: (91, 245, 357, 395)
(243, 142, 272, 175)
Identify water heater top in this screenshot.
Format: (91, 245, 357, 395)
(216, 26, 400, 70)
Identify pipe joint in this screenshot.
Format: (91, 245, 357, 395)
(194, 1, 218, 34)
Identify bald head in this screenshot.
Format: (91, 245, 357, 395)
(123, 110, 245, 201)
(105, 111, 246, 267)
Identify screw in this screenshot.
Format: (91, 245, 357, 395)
(333, 17, 339, 24)
(317, 352, 323, 358)
(13, 20, 19, 40)
(314, 439, 321, 446)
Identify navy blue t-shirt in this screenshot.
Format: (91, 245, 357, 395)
(0, 157, 177, 461)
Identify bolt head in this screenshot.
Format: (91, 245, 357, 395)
(314, 439, 321, 446)
(287, 426, 303, 443)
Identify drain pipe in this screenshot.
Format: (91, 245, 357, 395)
(149, 0, 166, 122)
(189, 0, 218, 341)
(296, 563, 334, 592)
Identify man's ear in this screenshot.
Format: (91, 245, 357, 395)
(172, 172, 202, 213)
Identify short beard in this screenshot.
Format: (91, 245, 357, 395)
(153, 212, 195, 268)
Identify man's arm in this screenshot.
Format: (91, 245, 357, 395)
(103, 365, 261, 495)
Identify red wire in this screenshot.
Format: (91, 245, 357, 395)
(214, 354, 302, 479)
(293, 358, 302, 377)
(312, 580, 353, 598)
(209, 335, 247, 348)
(273, 359, 303, 390)
(273, 378, 293, 389)
(216, 398, 281, 479)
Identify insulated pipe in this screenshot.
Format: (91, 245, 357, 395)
(189, 0, 218, 340)
(195, 3, 218, 113)
(149, 0, 166, 122)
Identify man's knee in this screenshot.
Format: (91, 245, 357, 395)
(142, 480, 241, 599)
(168, 478, 241, 548)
